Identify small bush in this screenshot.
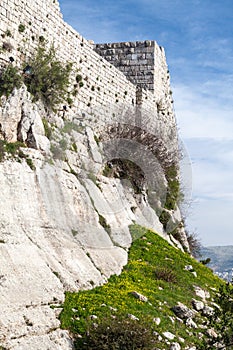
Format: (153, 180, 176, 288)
(24, 44, 73, 110)
(200, 257, 211, 265)
(0, 65, 22, 98)
(164, 164, 180, 210)
(18, 24, 26, 33)
(5, 29, 12, 37)
(186, 232, 201, 258)
(75, 74, 82, 83)
(159, 210, 171, 228)
(154, 266, 177, 283)
(73, 317, 156, 350)
(0, 140, 25, 162)
(26, 157, 35, 170)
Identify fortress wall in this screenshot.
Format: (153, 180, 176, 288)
(0, 0, 178, 161)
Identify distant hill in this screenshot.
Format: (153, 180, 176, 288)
(200, 246, 233, 280)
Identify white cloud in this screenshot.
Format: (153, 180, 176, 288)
(174, 83, 233, 140)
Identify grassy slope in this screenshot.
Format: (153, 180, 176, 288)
(60, 225, 223, 349)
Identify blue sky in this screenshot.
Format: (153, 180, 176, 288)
(59, 0, 233, 246)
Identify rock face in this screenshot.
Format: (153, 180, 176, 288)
(0, 87, 175, 349)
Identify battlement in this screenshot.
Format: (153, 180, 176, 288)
(94, 40, 167, 95)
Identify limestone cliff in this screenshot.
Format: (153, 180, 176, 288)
(0, 1, 189, 349)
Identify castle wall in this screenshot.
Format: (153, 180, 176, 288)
(94, 41, 156, 93)
(0, 0, 178, 163)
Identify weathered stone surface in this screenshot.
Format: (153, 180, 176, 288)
(131, 291, 148, 302)
(153, 317, 161, 325)
(163, 331, 176, 340)
(202, 305, 214, 317)
(128, 313, 139, 321)
(193, 286, 210, 301)
(192, 299, 205, 311)
(170, 343, 181, 350)
(186, 318, 198, 329)
(172, 302, 196, 319)
(206, 328, 218, 338)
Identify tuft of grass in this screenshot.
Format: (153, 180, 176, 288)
(0, 140, 25, 161)
(42, 118, 52, 139)
(60, 225, 223, 349)
(18, 24, 26, 33)
(154, 266, 177, 283)
(98, 214, 111, 234)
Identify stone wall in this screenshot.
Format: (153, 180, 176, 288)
(94, 40, 162, 94)
(0, 0, 178, 165)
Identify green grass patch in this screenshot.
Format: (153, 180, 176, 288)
(60, 225, 223, 348)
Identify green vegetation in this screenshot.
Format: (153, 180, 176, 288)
(50, 137, 68, 161)
(159, 210, 171, 229)
(61, 121, 84, 134)
(5, 29, 12, 37)
(0, 65, 23, 98)
(0, 43, 74, 111)
(206, 283, 233, 349)
(0, 140, 25, 161)
(60, 225, 222, 349)
(71, 229, 78, 237)
(26, 157, 35, 170)
(164, 164, 181, 210)
(42, 118, 52, 139)
(0, 140, 35, 169)
(74, 317, 156, 349)
(98, 214, 111, 234)
(18, 24, 26, 33)
(24, 44, 73, 110)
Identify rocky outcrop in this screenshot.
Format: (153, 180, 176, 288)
(0, 86, 180, 348)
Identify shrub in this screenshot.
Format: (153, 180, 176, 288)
(154, 266, 177, 283)
(26, 157, 35, 170)
(75, 74, 82, 83)
(0, 65, 22, 98)
(5, 29, 12, 37)
(164, 164, 181, 210)
(159, 210, 171, 228)
(203, 283, 233, 349)
(186, 231, 201, 258)
(200, 257, 211, 265)
(73, 317, 156, 350)
(24, 44, 73, 110)
(18, 24, 26, 33)
(0, 140, 25, 162)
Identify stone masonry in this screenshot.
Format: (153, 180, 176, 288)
(94, 40, 169, 95)
(0, 0, 178, 164)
